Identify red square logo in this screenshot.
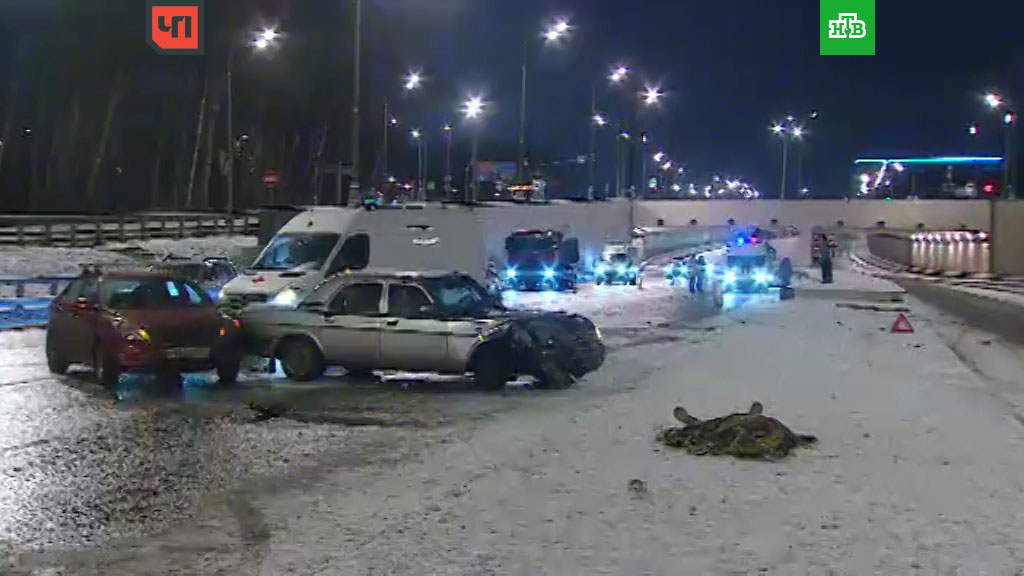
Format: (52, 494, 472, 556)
(147, 1, 204, 55)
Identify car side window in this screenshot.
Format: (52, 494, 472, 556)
(386, 284, 432, 319)
(327, 233, 370, 274)
(81, 277, 99, 302)
(63, 279, 84, 301)
(216, 263, 236, 281)
(327, 282, 383, 316)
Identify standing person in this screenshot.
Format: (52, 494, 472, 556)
(694, 255, 708, 293)
(820, 243, 834, 284)
(687, 255, 699, 293)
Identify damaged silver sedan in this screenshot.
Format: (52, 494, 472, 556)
(239, 269, 605, 390)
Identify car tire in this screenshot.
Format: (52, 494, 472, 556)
(595, 277, 603, 286)
(95, 351, 120, 388)
(472, 344, 514, 391)
(534, 359, 574, 390)
(216, 359, 241, 384)
(628, 277, 638, 286)
(45, 333, 69, 375)
(278, 337, 326, 382)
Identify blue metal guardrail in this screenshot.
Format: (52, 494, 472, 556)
(0, 276, 74, 330)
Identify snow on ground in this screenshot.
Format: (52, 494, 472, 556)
(794, 267, 905, 293)
(939, 284, 1024, 309)
(56, 290, 1024, 574)
(0, 236, 258, 278)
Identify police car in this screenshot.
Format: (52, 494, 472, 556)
(718, 235, 777, 293)
(594, 244, 640, 286)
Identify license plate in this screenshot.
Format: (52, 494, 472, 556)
(165, 347, 210, 360)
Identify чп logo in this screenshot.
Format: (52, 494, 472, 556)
(147, 0, 204, 55)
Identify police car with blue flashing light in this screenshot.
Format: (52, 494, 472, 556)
(717, 235, 777, 293)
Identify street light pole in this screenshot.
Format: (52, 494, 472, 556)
(517, 39, 528, 183)
(587, 85, 596, 200)
(348, 0, 362, 205)
(225, 43, 235, 211)
(382, 97, 389, 186)
(470, 129, 479, 203)
(443, 125, 453, 200)
(780, 135, 789, 200)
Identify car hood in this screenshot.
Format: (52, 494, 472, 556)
(115, 307, 223, 345)
(222, 271, 312, 296)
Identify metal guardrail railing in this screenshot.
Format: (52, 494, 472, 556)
(0, 212, 260, 247)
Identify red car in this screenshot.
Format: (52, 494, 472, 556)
(45, 268, 243, 386)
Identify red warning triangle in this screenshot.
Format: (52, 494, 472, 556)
(890, 313, 914, 333)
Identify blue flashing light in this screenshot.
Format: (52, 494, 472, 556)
(506, 269, 517, 279)
(617, 265, 627, 275)
(543, 268, 555, 279)
(595, 265, 606, 275)
(724, 270, 738, 284)
(736, 237, 746, 246)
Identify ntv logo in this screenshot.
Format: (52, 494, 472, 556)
(820, 0, 874, 55)
(828, 13, 867, 39)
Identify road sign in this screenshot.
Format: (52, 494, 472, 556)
(263, 169, 279, 188)
(890, 313, 914, 333)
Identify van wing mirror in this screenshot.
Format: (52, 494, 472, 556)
(559, 238, 580, 264)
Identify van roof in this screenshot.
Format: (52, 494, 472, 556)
(332, 268, 467, 281)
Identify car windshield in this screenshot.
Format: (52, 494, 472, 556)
(421, 274, 499, 317)
(102, 277, 208, 309)
(608, 253, 630, 263)
(727, 256, 767, 269)
(250, 233, 339, 271)
(507, 235, 557, 252)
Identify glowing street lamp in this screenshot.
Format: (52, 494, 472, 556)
(968, 123, 978, 136)
(641, 86, 664, 106)
(403, 71, 423, 91)
(984, 92, 1003, 109)
(543, 19, 571, 42)
(253, 27, 280, 50)
(609, 66, 629, 83)
(410, 129, 422, 139)
(462, 95, 485, 120)
(653, 151, 665, 163)
(592, 114, 607, 126)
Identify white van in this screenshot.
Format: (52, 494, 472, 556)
(219, 204, 487, 314)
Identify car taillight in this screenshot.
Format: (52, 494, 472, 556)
(233, 318, 241, 329)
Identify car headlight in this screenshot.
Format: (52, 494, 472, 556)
(754, 271, 772, 284)
(217, 287, 227, 301)
(596, 265, 606, 275)
(617, 265, 627, 275)
(271, 287, 300, 307)
(724, 270, 738, 284)
(705, 263, 714, 276)
(506, 268, 517, 279)
(543, 268, 555, 279)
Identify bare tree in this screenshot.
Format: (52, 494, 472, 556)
(0, 80, 17, 188)
(85, 70, 125, 206)
(185, 75, 209, 209)
(198, 82, 223, 209)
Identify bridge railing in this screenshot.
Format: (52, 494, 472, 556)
(0, 212, 259, 247)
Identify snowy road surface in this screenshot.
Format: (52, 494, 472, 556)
(5, 270, 1024, 573)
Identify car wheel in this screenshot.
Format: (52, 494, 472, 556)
(45, 333, 69, 375)
(472, 344, 514, 391)
(595, 277, 603, 286)
(534, 359, 574, 390)
(95, 351, 120, 388)
(628, 276, 638, 286)
(278, 337, 326, 382)
(216, 359, 241, 384)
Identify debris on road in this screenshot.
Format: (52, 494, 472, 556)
(657, 401, 817, 460)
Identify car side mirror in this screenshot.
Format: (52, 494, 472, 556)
(418, 304, 437, 317)
(73, 298, 96, 311)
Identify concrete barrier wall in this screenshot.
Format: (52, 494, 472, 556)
(769, 236, 811, 268)
(867, 234, 913, 266)
(636, 200, 991, 232)
(993, 200, 1024, 276)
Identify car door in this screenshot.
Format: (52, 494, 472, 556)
(317, 282, 384, 368)
(48, 278, 83, 362)
(69, 275, 101, 364)
(378, 283, 449, 372)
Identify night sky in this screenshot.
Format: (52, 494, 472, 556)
(0, 0, 1021, 206)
